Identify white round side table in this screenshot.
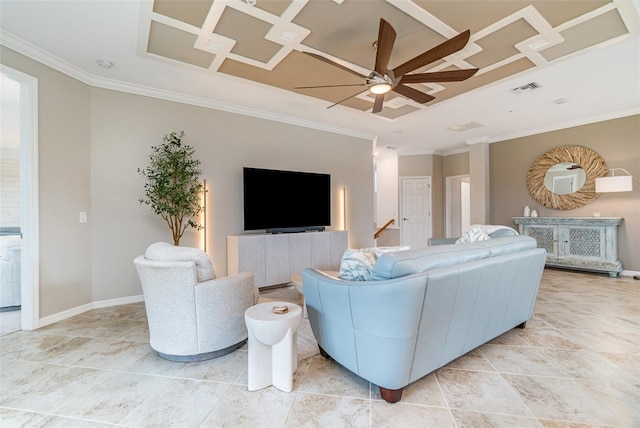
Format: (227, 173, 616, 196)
(244, 302, 302, 392)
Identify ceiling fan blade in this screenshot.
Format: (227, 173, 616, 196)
(372, 94, 385, 113)
(303, 52, 367, 79)
(374, 19, 396, 75)
(392, 84, 436, 104)
(295, 83, 367, 89)
(326, 89, 368, 109)
(392, 30, 472, 77)
(400, 68, 479, 84)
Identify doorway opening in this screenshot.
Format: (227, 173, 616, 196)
(1, 65, 39, 332)
(446, 175, 471, 238)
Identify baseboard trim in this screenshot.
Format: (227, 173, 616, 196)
(620, 270, 640, 279)
(36, 295, 144, 329)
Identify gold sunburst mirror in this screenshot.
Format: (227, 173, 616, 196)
(527, 146, 608, 210)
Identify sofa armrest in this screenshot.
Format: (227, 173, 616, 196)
(302, 268, 428, 390)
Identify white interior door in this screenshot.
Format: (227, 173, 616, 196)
(400, 177, 431, 247)
(446, 175, 470, 238)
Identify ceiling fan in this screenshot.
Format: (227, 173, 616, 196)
(297, 18, 479, 114)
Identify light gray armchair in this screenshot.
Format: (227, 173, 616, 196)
(134, 242, 258, 362)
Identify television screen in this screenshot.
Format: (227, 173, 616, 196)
(243, 167, 331, 232)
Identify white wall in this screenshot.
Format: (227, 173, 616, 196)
(89, 88, 375, 301)
(1, 45, 375, 318)
(1, 46, 93, 318)
(375, 154, 398, 228)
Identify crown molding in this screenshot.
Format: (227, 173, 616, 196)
(1, 30, 93, 85)
(1, 30, 376, 143)
(436, 146, 471, 156)
(486, 106, 640, 144)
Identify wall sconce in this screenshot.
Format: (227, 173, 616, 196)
(202, 179, 207, 252)
(595, 168, 638, 193)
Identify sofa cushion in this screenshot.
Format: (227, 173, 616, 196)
(144, 242, 215, 282)
(370, 236, 538, 280)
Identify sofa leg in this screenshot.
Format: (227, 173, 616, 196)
(379, 387, 403, 403)
(516, 321, 527, 329)
(318, 346, 333, 360)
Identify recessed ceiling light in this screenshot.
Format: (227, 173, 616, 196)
(278, 31, 297, 42)
(528, 40, 549, 50)
(97, 59, 113, 69)
(207, 40, 224, 51)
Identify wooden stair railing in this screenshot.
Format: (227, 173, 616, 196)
(374, 218, 395, 240)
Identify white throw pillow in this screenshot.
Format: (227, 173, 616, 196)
(455, 226, 491, 244)
(338, 246, 410, 281)
(338, 248, 377, 281)
(145, 242, 216, 282)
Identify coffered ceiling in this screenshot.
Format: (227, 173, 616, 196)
(144, 0, 631, 119)
(1, 0, 639, 154)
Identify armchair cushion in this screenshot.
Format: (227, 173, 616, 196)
(144, 242, 215, 282)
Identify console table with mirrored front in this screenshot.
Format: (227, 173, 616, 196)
(513, 217, 623, 277)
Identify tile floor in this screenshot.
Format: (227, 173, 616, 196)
(1, 269, 639, 427)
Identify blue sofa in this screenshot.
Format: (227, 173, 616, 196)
(302, 235, 546, 403)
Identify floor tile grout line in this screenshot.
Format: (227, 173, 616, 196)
(478, 347, 538, 420)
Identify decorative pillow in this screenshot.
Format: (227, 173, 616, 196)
(338, 248, 377, 281)
(338, 246, 410, 281)
(455, 226, 491, 244)
(144, 242, 216, 282)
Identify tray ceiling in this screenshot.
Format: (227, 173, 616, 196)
(144, 0, 630, 120)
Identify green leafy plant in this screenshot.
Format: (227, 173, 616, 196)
(138, 131, 205, 246)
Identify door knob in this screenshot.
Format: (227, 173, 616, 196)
(403, 218, 409, 221)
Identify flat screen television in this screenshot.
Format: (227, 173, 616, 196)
(243, 167, 331, 233)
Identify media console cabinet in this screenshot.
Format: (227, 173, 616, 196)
(513, 217, 623, 277)
(227, 230, 348, 288)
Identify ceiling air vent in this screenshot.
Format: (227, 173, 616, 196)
(447, 121, 484, 132)
(511, 82, 542, 94)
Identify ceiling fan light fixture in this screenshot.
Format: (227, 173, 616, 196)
(370, 82, 392, 94)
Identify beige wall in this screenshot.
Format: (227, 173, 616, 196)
(89, 88, 374, 301)
(2, 46, 93, 318)
(469, 143, 490, 225)
(490, 115, 640, 271)
(443, 152, 469, 177)
(2, 47, 374, 317)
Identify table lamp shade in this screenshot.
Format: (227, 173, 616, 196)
(595, 175, 633, 193)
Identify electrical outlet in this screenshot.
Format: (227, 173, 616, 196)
(79, 212, 87, 223)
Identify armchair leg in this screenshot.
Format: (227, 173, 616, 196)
(379, 387, 403, 403)
(516, 321, 527, 329)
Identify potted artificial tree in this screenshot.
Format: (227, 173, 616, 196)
(138, 131, 205, 246)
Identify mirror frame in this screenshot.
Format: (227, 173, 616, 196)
(527, 145, 608, 210)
